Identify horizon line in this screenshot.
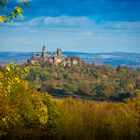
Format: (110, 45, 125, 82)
(0, 51, 140, 54)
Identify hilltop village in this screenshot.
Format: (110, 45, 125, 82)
(27, 46, 81, 66)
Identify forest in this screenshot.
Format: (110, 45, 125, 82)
(0, 63, 140, 140)
(26, 62, 140, 102)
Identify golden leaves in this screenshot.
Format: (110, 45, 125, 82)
(0, 72, 3, 79)
(0, 0, 29, 23)
(0, 16, 6, 23)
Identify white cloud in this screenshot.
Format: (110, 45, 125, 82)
(1, 17, 140, 53)
(17, 0, 32, 2)
(2, 16, 140, 48)
(102, 21, 140, 30)
(5, 16, 140, 32)
(24, 16, 94, 28)
(3, 16, 95, 28)
(44, 16, 93, 27)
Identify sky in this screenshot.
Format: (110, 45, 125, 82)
(0, 0, 140, 53)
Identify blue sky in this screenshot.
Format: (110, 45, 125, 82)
(0, 0, 140, 52)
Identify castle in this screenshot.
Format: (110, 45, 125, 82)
(27, 46, 80, 67)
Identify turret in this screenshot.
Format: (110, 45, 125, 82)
(42, 45, 46, 58)
(57, 48, 62, 56)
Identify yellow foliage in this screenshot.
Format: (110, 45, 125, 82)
(0, 64, 49, 138)
(55, 98, 140, 140)
(38, 105, 48, 125)
(15, 6, 23, 13)
(0, 16, 6, 23)
(0, 72, 3, 79)
(6, 66, 11, 72)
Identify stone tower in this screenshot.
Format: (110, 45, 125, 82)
(57, 48, 62, 56)
(42, 45, 46, 58)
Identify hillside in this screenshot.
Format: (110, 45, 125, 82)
(26, 62, 140, 102)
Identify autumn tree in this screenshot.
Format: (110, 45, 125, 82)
(0, 0, 29, 23)
(0, 64, 49, 139)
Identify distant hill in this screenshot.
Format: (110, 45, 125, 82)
(0, 51, 140, 68)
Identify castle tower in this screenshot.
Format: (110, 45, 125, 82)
(42, 45, 46, 58)
(57, 48, 62, 56)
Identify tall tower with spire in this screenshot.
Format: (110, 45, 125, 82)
(57, 48, 62, 56)
(42, 45, 46, 58)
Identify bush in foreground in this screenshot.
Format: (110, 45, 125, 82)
(55, 97, 140, 140)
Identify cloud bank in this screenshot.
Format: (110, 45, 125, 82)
(1, 0, 140, 52)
